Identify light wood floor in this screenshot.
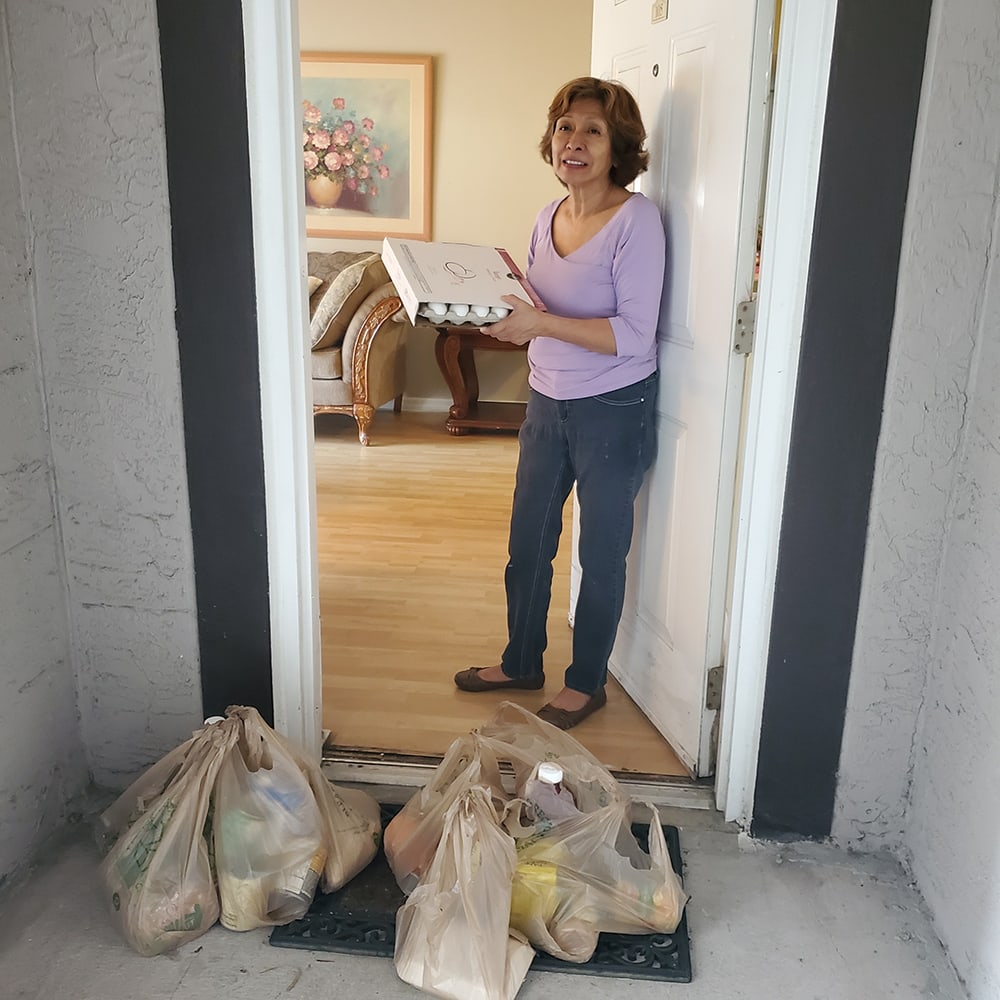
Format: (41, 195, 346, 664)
(314, 408, 689, 777)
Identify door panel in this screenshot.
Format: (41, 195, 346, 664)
(592, 0, 765, 775)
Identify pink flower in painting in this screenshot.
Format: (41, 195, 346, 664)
(302, 99, 387, 203)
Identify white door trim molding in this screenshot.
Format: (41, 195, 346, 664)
(715, 0, 838, 825)
(241, 0, 323, 757)
(240, 0, 838, 809)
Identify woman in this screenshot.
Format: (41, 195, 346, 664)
(453, 77, 665, 730)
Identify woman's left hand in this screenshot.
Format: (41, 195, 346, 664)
(478, 294, 541, 345)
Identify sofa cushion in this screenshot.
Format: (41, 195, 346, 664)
(312, 345, 344, 381)
(307, 275, 323, 297)
(308, 251, 391, 350)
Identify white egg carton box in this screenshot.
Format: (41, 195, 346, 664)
(382, 237, 545, 327)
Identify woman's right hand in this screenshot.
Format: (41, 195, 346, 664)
(479, 295, 539, 345)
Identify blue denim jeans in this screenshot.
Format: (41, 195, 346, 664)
(500, 373, 658, 695)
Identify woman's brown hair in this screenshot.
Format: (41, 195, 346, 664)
(539, 77, 650, 188)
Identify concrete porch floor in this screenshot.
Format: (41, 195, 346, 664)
(0, 804, 967, 1000)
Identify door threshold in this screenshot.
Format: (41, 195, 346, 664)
(321, 747, 716, 811)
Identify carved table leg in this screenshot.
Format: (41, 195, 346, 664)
(434, 330, 472, 434)
(432, 326, 527, 435)
(458, 342, 480, 410)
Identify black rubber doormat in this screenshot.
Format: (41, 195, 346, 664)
(269, 806, 692, 983)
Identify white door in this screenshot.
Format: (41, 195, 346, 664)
(590, 0, 772, 776)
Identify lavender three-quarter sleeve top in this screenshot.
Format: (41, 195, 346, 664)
(524, 192, 666, 400)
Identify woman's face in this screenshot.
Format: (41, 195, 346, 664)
(550, 97, 614, 187)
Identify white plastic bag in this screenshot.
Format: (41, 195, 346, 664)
(394, 787, 534, 1000)
(213, 707, 326, 930)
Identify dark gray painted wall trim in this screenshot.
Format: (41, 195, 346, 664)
(752, 0, 933, 838)
(156, 0, 274, 722)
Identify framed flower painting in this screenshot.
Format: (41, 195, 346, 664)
(300, 52, 433, 240)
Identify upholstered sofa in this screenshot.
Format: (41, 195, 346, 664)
(308, 250, 410, 445)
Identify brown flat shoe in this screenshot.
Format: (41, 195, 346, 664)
(454, 667, 545, 692)
(536, 687, 608, 730)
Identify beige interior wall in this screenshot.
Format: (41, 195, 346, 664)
(298, 0, 593, 404)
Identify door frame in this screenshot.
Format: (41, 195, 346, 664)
(241, 0, 837, 826)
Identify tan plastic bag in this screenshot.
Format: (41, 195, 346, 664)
(480, 702, 688, 962)
(260, 719, 382, 893)
(213, 707, 326, 930)
(308, 780, 382, 892)
(394, 786, 534, 1000)
(99, 721, 237, 956)
(383, 734, 505, 893)
(95, 729, 205, 857)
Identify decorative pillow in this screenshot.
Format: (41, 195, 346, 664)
(307, 275, 323, 297)
(308, 252, 391, 350)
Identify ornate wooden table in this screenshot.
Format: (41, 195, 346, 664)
(432, 325, 528, 435)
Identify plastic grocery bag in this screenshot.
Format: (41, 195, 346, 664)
(480, 702, 688, 962)
(262, 719, 382, 893)
(507, 802, 687, 961)
(213, 707, 327, 931)
(394, 786, 535, 1000)
(305, 773, 382, 892)
(96, 733, 200, 857)
(384, 734, 506, 893)
(99, 720, 238, 956)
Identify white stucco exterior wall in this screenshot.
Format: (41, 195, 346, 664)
(907, 217, 1000, 1000)
(837, 0, 1000, 995)
(833, 0, 980, 851)
(0, 3, 87, 883)
(4, 0, 202, 789)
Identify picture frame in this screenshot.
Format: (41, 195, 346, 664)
(300, 52, 433, 241)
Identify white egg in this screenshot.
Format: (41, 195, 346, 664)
(471, 304, 490, 318)
(490, 307, 510, 319)
(426, 301, 448, 316)
(450, 303, 470, 317)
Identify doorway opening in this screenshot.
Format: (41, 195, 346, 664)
(242, 0, 839, 825)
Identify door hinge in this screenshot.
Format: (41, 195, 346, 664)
(705, 664, 724, 711)
(733, 298, 756, 355)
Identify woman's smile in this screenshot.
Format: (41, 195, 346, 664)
(551, 97, 613, 185)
